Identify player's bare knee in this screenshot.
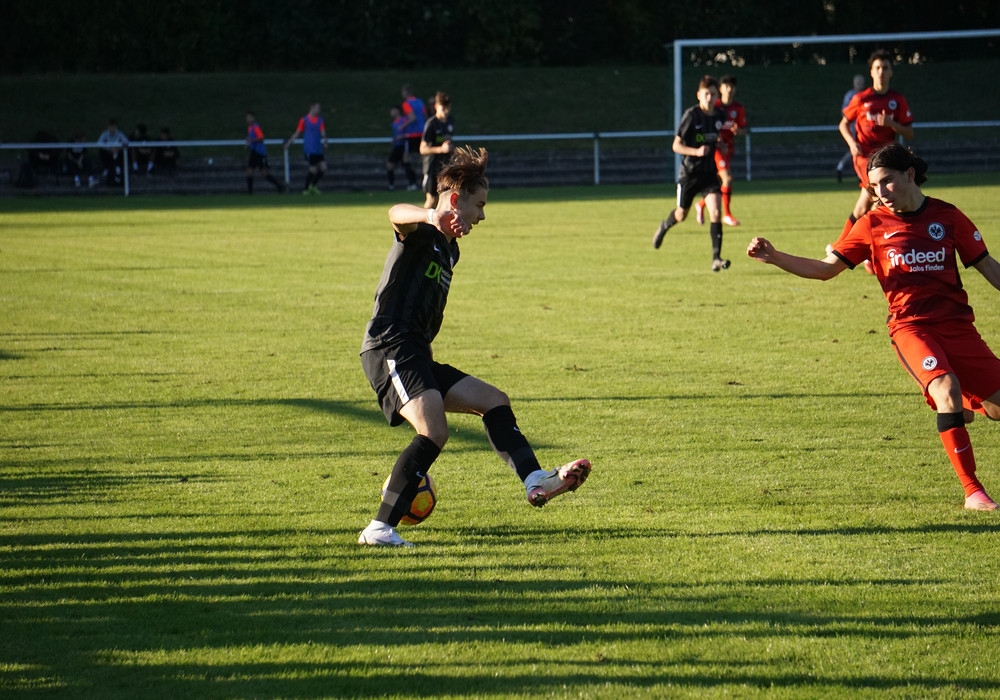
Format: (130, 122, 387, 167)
(492, 390, 511, 410)
(423, 427, 449, 448)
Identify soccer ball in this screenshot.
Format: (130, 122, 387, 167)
(382, 473, 437, 525)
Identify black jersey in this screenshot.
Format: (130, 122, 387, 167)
(361, 223, 461, 353)
(676, 104, 724, 178)
(422, 115, 455, 177)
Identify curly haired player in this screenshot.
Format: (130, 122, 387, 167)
(359, 146, 592, 547)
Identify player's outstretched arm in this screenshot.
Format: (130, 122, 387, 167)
(974, 254, 1000, 293)
(746, 237, 847, 280)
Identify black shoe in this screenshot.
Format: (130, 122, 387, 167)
(711, 258, 731, 272)
(652, 220, 668, 249)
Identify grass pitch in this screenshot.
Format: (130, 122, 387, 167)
(3, 176, 1000, 698)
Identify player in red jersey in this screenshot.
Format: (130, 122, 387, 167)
(747, 144, 1000, 511)
(695, 75, 747, 227)
(838, 50, 914, 238)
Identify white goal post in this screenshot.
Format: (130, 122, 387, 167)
(671, 28, 1000, 177)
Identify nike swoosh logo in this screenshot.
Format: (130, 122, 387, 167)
(883, 231, 903, 239)
(955, 445, 971, 454)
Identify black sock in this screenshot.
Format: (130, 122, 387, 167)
(664, 211, 678, 230)
(304, 172, 313, 190)
(483, 405, 541, 482)
(710, 221, 723, 259)
(246, 176, 253, 194)
(266, 174, 281, 189)
(937, 412, 966, 432)
(377, 435, 441, 526)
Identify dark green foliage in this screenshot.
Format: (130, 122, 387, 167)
(4, 0, 1000, 73)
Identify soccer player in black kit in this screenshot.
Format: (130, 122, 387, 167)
(652, 75, 730, 271)
(358, 146, 592, 547)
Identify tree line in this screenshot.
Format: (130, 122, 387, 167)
(4, 0, 998, 73)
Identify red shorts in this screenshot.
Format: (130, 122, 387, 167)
(852, 153, 871, 189)
(714, 147, 731, 173)
(889, 319, 1000, 411)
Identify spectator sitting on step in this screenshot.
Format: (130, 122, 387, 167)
(63, 131, 98, 188)
(97, 118, 129, 185)
(28, 130, 61, 179)
(154, 127, 179, 175)
(130, 123, 154, 175)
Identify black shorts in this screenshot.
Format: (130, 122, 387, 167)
(361, 341, 468, 426)
(306, 153, 325, 167)
(422, 161, 442, 195)
(422, 172, 438, 195)
(248, 152, 269, 170)
(677, 170, 721, 211)
(405, 136, 422, 157)
(387, 144, 406, 165)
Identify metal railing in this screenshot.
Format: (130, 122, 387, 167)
(4, 121, 1000, 195)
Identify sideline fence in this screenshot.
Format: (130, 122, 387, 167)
(4, 121, 1000, 196)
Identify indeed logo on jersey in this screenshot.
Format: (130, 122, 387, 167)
(886, 247, 947, 272)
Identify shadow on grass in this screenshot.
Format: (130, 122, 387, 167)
(0, 470, 221, 508)
(3, 525, 999, 698)
(0, 389, 919, 416)
(0, 396, 384, 420)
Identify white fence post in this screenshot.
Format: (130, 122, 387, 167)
(593, 133, 600, 185)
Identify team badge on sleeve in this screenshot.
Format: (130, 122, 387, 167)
(922, 356, 938, 371)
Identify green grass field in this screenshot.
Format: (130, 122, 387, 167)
(3, 176, 1000, 698)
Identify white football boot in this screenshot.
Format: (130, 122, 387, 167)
(525, 459, 592, 507)
(358, 520, 414, 547)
